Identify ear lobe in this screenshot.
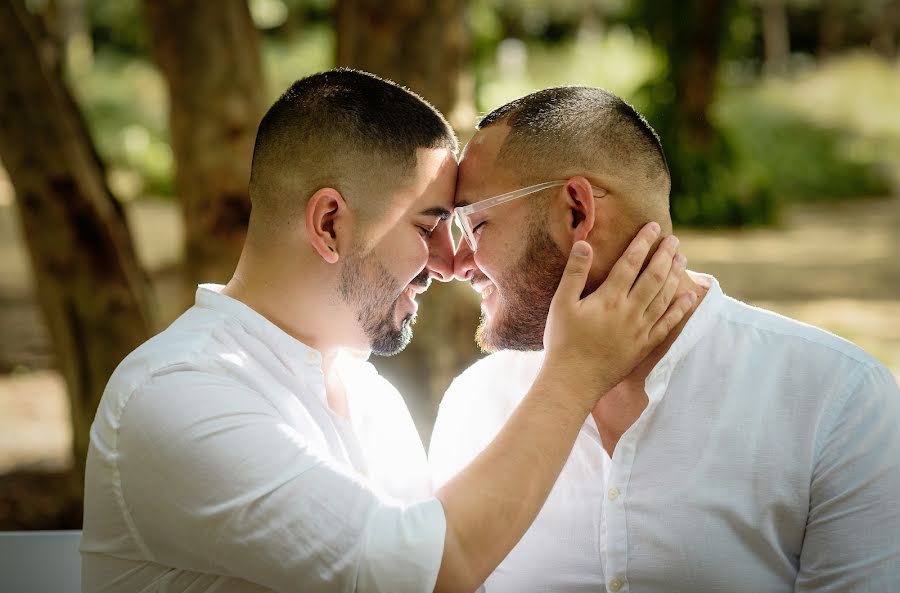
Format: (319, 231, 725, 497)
(306, 188, 345, 264)
(564, 177, 597, 242)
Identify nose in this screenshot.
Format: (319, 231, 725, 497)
(426, 221, 456, 282)
(453, 234, 477, 281)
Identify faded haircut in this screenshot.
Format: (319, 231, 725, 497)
(248, 68, 457, 237)
(478, 86, 671, 231)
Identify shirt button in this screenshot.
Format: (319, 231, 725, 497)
(306, 351, 318, 364)
(609, 578, 624, 592)
(608, 487, 620, 501)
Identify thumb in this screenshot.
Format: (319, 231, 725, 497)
(553, 241, 592, 305)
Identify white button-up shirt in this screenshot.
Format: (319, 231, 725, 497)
(82, 285, 445, 593)
(430, 274, 900, 593)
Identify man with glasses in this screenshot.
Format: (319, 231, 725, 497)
(80, 70, 695, 593)
(430, 86, 900, 592)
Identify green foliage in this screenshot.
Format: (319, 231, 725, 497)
(626, 0, 777, 227)
(69, 49, 172, 198)
(70, 3, 897, 221)
(262, 25, 334, 100)
(716, 52, 899, 202)
(88, 0, 145, 55)
(717, 93, 893, 201)
(638, 82, 778, 227)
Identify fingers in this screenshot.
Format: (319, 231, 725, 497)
(647, 291, 697, 346)
(551, 241, 593, 307)
(630, 234, 680, 310)
(643, 252, 686, 323)
(601, 222, 661, 296)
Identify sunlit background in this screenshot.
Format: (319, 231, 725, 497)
(0, 0, 898, 529)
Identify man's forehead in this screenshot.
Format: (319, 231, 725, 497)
(455, 125, 511, 207)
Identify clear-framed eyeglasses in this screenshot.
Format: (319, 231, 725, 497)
(453, 179, 606, 252)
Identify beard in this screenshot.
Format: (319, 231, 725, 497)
(475, 222, 569, 352)
(338, 248, 429, 356)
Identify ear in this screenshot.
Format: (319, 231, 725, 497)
(563, 176, 604, 242)
(305, 188, 348, 264)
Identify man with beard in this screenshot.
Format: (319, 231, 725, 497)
(429, 86, 900, 592)
(81, 70, 694, 593)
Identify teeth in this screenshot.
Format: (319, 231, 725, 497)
(482, 286, 495, 299)
(406, 287, 416, 299)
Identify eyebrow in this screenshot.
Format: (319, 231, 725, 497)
(453, 199, 471, 208)
(418, 206, 452, 220)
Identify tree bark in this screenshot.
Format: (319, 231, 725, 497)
(762, 0, 790, 74)
(871, 0, 899, 60)
(335, 0, 479, 438)
(676, 0, 728, 150)
(0, 0, 154, 478)
(143, 0, 265, 302)
(818, 0, 844, 58)
(335, 0, 473, 131)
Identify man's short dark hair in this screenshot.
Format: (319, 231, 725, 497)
(478, 86, 671, 227)
(249, 68, 457, 232)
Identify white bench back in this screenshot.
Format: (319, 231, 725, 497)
(0, 530, 81, 593)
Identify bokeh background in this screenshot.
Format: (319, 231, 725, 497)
(0, 0, 898, 529)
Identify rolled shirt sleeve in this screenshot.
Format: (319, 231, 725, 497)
(115, 370, 446, 593)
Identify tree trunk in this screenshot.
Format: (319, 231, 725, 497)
(871, 0, 899, 60)
(0, 0, 154, 479)
(143, 0, 265, 303)
(632, 0, 775, 226)
(818, 0, 844, 58)
(335, 0, 473, 131)
(675, 0, 728, 150)
(762, 0, 790, 75)
(335, 0, 479, 439)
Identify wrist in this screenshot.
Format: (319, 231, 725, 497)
(535, 354, 614, 412)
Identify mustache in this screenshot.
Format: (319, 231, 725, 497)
(470, 272, 489, 287)
(410, 270, 431, 290)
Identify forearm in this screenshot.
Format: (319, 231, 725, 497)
(433, 366, 600, 593)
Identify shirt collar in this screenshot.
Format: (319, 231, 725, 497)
(194, 284, 324, 377)
(644, 272, 724, 401)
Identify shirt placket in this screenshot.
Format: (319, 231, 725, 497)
(601, 437, 634, 592)
(600, 363, 671, 593)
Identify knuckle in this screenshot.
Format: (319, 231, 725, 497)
(626, 250, 644, 267)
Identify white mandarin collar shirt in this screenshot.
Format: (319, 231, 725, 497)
(82, 284, 445, 593)
(430, 274, 900, 593)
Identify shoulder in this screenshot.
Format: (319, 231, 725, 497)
(714, 295, 883, 373)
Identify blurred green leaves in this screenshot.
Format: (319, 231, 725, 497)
(66, 0, 897, 226)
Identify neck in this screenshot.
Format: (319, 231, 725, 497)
(621, 271, 707, 386)
(221, 243, 365, 363)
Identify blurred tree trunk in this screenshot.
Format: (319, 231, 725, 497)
(143, 0, 264, 305)
(676, 0, 727, 149)
(335, 0, 474, 131)
(871, 0, 899, 60)
(336, 0, 480, 439)
(818, 0, 844, 58)
(761, 0, 790, 74)
(633, 0, 775, 226)
(54, 0, 92, 74)
(0, 0, 154, 480)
